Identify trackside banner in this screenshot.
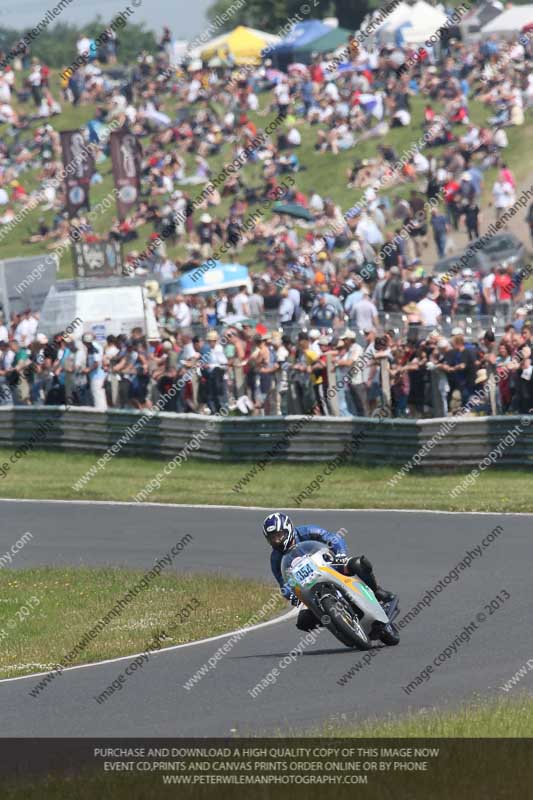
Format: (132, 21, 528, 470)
(60, 130, 94, 218)
(109, 129, 142, 221)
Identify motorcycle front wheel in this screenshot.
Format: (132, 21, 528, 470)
(320, 593, 371, 650)
(379, 622, 400, 646)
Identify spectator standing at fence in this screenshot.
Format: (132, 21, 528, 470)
(447, 334, 477, 406)
(60, 337, 81, 406)
(256, 332, 278, 415)
(346, 330, 369, 417)
(82, 334, 107, 411)
(272, 332, 290, 415)
(0, 341, 12, 404)
(310, 337, 329, 416)
(291, 332, 315, 415)
(202, 330, 227, 414)
(515, 344, 533, 414)
(390, 346, 410, 417)
(9, 341, 31, 405)
(333, 337, 352, 417)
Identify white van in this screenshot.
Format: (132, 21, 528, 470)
(37, 284, 159, 341)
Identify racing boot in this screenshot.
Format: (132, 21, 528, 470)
(349, 555, 397, 605)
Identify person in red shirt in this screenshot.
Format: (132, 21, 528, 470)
(238, 115, 256, 138)
(493, 265, 513, 321)
(443, 177, 461, 230)
(310, 62, 324, 85)
(10, 181, 27, 202)
(424, 104, 435, 124)
(40, 64, 50, 88)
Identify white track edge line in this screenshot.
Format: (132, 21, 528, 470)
(0, 498, 531, 516)
(0, 608, 298, 686)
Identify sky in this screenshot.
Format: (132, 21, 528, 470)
(0, 0, 210, 38)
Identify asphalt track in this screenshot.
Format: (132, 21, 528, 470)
(0, 500, 531, 736)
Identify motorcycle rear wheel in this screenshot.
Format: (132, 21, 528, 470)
(320, 594, 371, 650)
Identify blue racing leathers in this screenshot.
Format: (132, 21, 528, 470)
(271, 525, 347, 600)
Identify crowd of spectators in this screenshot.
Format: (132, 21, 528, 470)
(2, 308, 533, 418)
(0, 14, 532, 419)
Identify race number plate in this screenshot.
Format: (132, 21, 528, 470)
(293, 560, 316, 585)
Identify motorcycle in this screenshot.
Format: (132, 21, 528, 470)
(281, 541, 400, 650)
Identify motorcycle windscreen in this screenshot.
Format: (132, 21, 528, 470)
(280, 541, 324, 583)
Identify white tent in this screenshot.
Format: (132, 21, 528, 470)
(369, 1, 448, 45)
(399, 1, 449, 45)
(362, 1, 412, 39)
(461, 1, 504, 36)
(482, 4, 533, 33)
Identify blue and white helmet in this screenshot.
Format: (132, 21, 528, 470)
(263, 512, 295, 552)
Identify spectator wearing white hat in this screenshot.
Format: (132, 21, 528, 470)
(202, 330, 227, 414)
(82, 333, 107, 411)
(172, 294, 192, 330)
(308, 329, 322, 355)
(197, 213, 214, 258)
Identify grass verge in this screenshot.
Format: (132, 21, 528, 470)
(318, 696, 533, 737)
(1, 699, 532, 798)
(0, 447, 533, 512)
(0, 567, 283, 679)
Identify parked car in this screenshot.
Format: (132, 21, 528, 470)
(434, 250, 488, 275)
(434, 233, 526, 275)
(475, 232, 526, 270)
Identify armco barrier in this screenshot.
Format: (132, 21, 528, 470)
(0, 407, 532, 471)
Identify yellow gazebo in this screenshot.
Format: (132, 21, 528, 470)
(196, 26, 280, 65)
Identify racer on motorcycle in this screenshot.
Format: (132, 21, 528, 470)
(263, 512, 396, 631)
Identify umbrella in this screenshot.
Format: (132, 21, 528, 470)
(273, 202, 314, 221)
(265, 68, 285, 83)
(335, 62, 358, 74)
(288, 63, 309, 77)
